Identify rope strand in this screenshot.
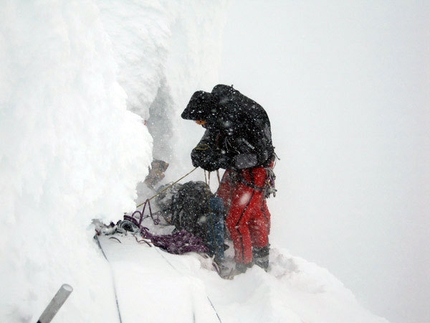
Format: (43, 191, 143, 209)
(137, 167, 198, 208)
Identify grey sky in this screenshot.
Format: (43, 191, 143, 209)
(219, 1, 430, 322)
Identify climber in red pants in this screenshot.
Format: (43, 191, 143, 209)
(181, 84, 276, 274)
(217, 167, 271, 268)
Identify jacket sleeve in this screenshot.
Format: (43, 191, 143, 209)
(191, 130, 231, 171)
(226, 137, 259, 169)
(223, 129, 271, 169)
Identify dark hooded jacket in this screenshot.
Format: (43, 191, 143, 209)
(182, 85, 275, 171)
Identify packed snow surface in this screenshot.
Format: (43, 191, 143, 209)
(95, 232, 387, 323)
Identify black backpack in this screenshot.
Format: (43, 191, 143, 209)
(211, 84, 275, 167)
(156, 181, 212, 239)
(182, 84, 275, 168)
(155, 181, 225, 261)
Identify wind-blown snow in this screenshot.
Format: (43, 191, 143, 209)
(1, 1, 390, 323)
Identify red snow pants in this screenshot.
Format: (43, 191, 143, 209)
(216, 167, 271, 264)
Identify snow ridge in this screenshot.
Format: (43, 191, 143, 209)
(0, 1, 389, 322)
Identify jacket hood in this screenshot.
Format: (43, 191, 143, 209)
(181, 91, 216, 121)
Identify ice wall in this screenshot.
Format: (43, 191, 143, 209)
(0, 0, 230, 321)
(0, 1, 148, 321)
(97, 0, 230, 165)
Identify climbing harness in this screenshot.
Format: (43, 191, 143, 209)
(225, 167, 277, 199)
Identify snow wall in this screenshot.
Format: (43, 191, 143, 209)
(0, 0, 229, 322)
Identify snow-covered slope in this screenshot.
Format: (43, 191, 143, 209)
(0, 1, 389, 322)
(96, 231, 389, 323)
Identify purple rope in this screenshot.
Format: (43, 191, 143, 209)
(124, 211, 209, 255)
(131, 199, 160, 226)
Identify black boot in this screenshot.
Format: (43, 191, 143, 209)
(235, 262, 253, 274)
(253, 245, 270, 271)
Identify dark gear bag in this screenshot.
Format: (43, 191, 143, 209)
(155, 181, 225, 261)
(171, 181, 213, 239)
